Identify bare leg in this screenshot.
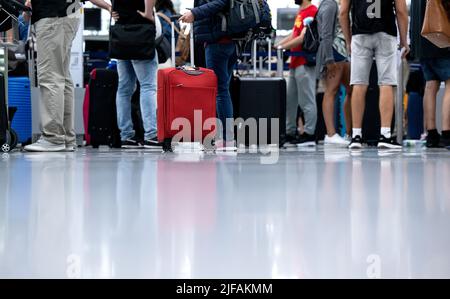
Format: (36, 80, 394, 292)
(423, 80, 440, 131)
(351, 85, 369, 130)
(379, 85, 395, 128)
(323, 64, 345, 137)
(443, 79, 450, 131)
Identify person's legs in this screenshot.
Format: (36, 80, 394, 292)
(420, 58, 442, 147)
(225, 46, 238, 142)
(443, 79, 450, 131)
(350, 34, 373, 142)
(323, 63, 345, 137)
(132, 55, 158, 142)
(423, 80, 441, 147)
(375, 32, 398, 141)
(341, 62, 352, 136)
(116, 60, 138, 142)
(379, 85, 395, 129)
(296, 65, 317, 136)
(62, 15, 81, 149)
(286, 69, 299, 137)
(205, 43, 236, 142)
(440, 78, 450, 147)
(423, 80, 440, 130)
(428, 57, 450, 133)
(34, 17, 66, 145)
(351, 85, 368, 132)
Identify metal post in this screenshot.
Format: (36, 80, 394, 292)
(267, 37, 272, 73)
(253, 39, 257, 78)
(396, 53, 405, 145)
(171, 20, 176, 67)
(190, 24, 195, 67)
(277, 48, 284, 78)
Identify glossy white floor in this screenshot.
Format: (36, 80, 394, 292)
(0, 146, 449, 279)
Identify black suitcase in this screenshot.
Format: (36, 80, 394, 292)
(87, 69, 121, 148)
(0, 73, 8, 147)
(232, 77, 287, 146)
(87, 69, 145, 148)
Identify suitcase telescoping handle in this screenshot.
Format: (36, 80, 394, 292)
(170, 14, 195, 68)
(252, 38, 283, 78)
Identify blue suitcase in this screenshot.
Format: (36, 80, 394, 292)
(8, 77, 32, 143)
(407, 92, 424, 140)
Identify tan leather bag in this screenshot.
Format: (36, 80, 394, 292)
(157, 12, 190, 66)
(421, 0, 450, 48)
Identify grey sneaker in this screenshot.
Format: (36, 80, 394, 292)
(24, 138, 65, 152)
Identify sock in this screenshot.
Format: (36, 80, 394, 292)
(352, 128, 362, 138)
(381, 127, 391, 139)
(442, 130, 450, 139)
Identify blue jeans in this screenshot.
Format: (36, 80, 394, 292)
(205, 42, 237, 141)
(116, 56, 158, 141)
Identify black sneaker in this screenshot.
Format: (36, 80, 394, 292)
(293, 133, 316, 147)
(426, 133, 442, 148)
(348, 135, 363, 149)
(121, 137, 143, 149)
(143, 138, 162, 149)
(438, 135, 450, 148)
(283, 134, 298, 147)
(378, 135, 402, 150)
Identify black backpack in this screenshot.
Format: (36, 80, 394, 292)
(303, 18, 320, 53)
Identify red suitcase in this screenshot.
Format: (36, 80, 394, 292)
(157, 20, 217, 151)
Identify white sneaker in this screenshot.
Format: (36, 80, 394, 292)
(24, 138, 65, 152)
(64, 144, 77, 152)
(215, 140, 237, 152)
(324, 134, 350, 146)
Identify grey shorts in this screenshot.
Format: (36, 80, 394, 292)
(350, 32, 398, 86)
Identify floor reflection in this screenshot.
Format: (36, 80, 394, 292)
(0, 148, 449, 278)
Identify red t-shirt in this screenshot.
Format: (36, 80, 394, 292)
(290, 5, 318, 69)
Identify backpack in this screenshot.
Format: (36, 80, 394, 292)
(213, 0, 272, 37)
(303, 18, 320, 53)
(228, 0, 272, 35)
(302, 1, 338, 65)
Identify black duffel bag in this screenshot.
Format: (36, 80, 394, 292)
(155, 34, 171, 64)
(109, 23, 156, 60)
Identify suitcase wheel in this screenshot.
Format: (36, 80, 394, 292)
(1, 143, 11, 153)
(1, 129, 17, 153)
(163, 138, 173, 152)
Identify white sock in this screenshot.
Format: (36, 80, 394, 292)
(381, 127, 391, 138)
(352, 128, 362, 138)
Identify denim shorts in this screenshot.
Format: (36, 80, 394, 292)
(333, 49, 347, 63)
(421, 57, 450, 82)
